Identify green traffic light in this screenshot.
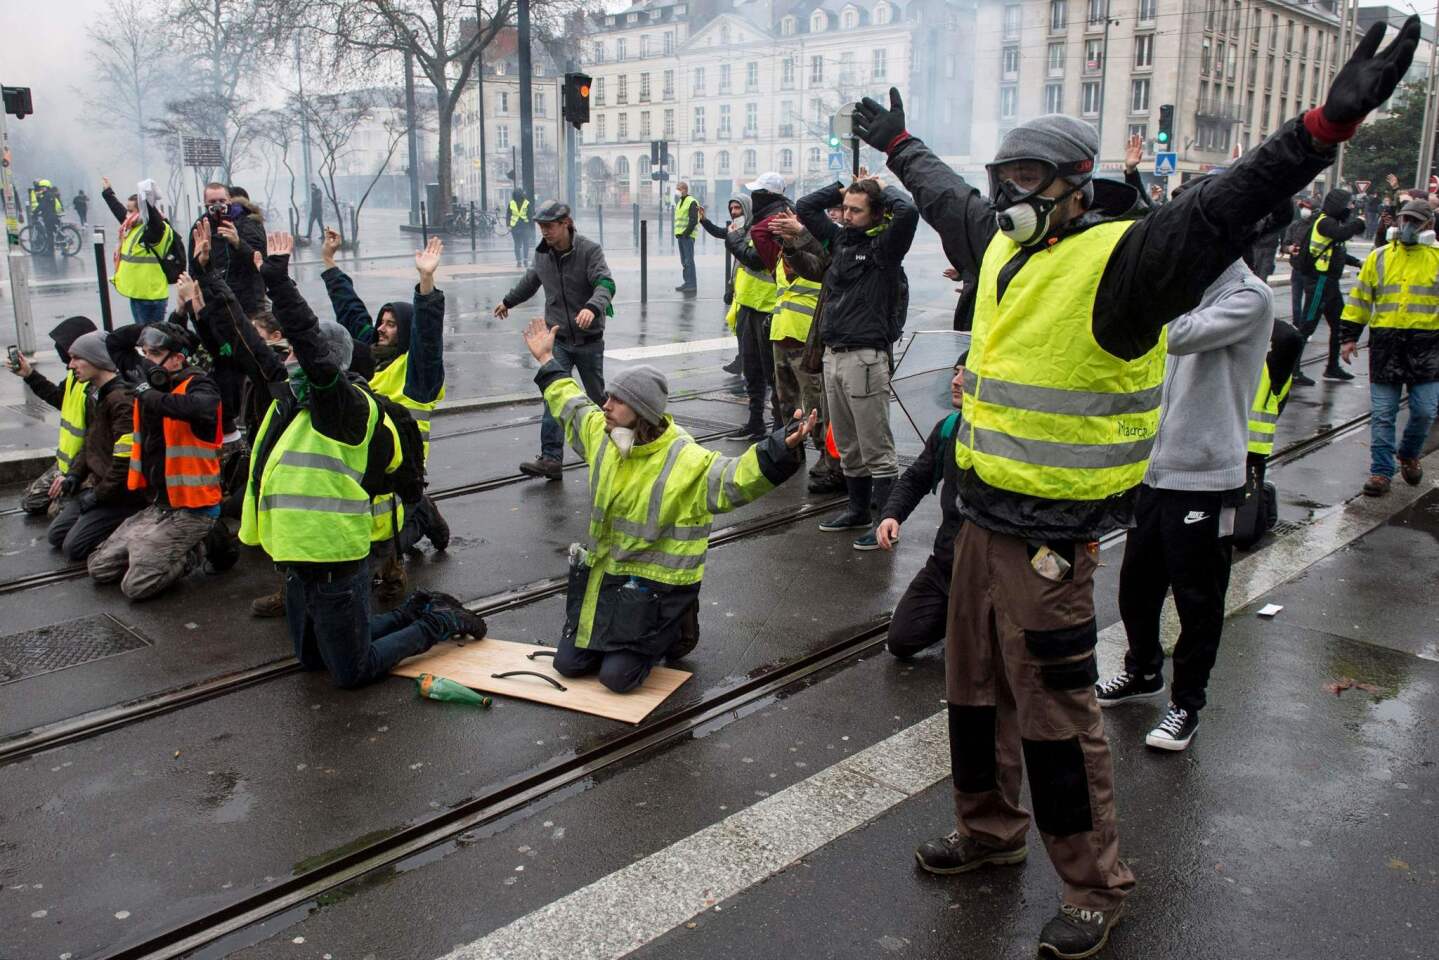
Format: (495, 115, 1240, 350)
(1156, 132, 1169, 144)
(828, 136, 840, 147)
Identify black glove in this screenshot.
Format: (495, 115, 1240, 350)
(59, 474, 81, 497)
(78, 489, 97, 513)
(1321, 15, 1420, 128)
(853, 87, 908, 153)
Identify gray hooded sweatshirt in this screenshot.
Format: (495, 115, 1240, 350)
(1145, 259, 1275, 492)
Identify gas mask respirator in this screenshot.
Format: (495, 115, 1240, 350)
(986, 157, 1093, 247)
(1386, 220, 1435, 246)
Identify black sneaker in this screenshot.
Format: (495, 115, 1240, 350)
(1038, 902, 1124, 959)
(722, 356, 742, 375)
(1145, 702, 1198, 751)
(727, 420, 766, 440)
(1094, 670, 1164, 706)
(519, 456, 563, 481)
(1292, 371, 1315, 386)
(1323, 366, 1355, 381)
(397, 589, 436, 623)
(426, 592, 489, 642)
(914, 830, 1027, 875)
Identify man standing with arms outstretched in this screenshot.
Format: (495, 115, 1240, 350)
(853, 18, 1418, 958)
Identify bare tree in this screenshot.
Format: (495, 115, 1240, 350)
(350, 88, 431, 242)
(304, 0, 572, 220)
(252, 109, 302, 232)
(83, 0, 174, 174)
(293, 90, 375, 243)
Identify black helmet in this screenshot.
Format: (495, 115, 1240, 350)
(138, 321, 195, 356)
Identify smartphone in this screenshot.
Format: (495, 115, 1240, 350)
(6, 345, 18, 371)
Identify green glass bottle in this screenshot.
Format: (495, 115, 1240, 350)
(416, 673, 492, 707)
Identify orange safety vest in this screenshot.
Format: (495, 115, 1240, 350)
(127, 375, 223, 508)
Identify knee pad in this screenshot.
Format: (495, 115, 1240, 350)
(1020, 737, 1094, 837)
(948, 704, 997, 793)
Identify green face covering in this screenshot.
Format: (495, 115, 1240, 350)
(286, 360, 311, 404)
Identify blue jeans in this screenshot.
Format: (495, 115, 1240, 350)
(677, 236, 696, 290)
(1370, 380, 1439, 477)
(129, 297, 168, 325)
(284, 559, 445, 689)
(540, 339, 606, 462)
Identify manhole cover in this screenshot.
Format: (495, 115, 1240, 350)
(0, 615, 149, 684)
(1271, 519, 1305, 537)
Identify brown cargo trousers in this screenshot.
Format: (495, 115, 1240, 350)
(944, 522, 1135, 913)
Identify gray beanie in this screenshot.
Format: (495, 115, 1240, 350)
(995, 114, 1100, 206)
(316, 319, 354, 372)
(608, 364, 669, 426)
(68, 331, 116, 372)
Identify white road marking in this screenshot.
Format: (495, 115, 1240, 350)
(604, 337, 735, 361)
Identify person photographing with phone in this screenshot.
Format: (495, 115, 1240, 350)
(188, 182, 267, 319)
(7, 317, 98, 516)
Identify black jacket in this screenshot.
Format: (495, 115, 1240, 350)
(881, 412, 963, 561)
(884, 117, 1336, 541)
(1299, 207, 1366, 279)
(71, 376, 141, 507)
(246, 253, 395, 496)
(187, 202, 268, 315)
(796, 183, 918, 349)
(1340, 242, 1439, 384)
(101, 188, 169, 248)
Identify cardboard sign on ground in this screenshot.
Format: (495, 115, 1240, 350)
(392, 638, 692, 725)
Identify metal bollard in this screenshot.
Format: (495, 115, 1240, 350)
(92, 228, 113, 332)
(420, 201, 429, 245)
(632, 203, 640, 248)
(640, 220, 648, 305)
(597, 204, 604, 246)
(470, 201, 477, 252)
(724, 247, 731, 298)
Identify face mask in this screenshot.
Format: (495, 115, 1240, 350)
(1299, 208, 1312, 220)
(138, 357, 170, 391)
(228, 202, 245, 220)
(995, 182, 1082, 247)
(285, 360, 310, 403)
(609, 426, 636, 458)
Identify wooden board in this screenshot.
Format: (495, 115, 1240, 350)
(391, 639, 692, 725)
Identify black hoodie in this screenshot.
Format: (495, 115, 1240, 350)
(21, 316, 97, 410)
(1303, 188, 1367, 278)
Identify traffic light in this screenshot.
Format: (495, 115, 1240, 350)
(650, 139, 669, 166)
(827, 116, 841, 149)
(3, 86, 32, 120)
(1156, 103, 1174, 147)
(563, 72, 592, 128)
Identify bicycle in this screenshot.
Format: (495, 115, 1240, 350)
(18, 216, 82, 257)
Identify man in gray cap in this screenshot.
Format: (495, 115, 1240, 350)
(495, 201, 616, 481)
(853, 13, 1420, 956)
(45, 330, 143, 560)
(522, 317, 816, 692)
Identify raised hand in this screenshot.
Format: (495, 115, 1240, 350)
(268, 231, 295, 258)
(1319, 15, 1420, 136)
(416, 236, 443, 279)
(522, 317, 556, 365)
(321, 227, 342, 267)
(1123, 133, 1144, 173)
(101, 176, 112, 191)
(191, 220, 212, 267)
(853, 87, 907, 153)
(768, 209, 806, 241)
(176, 271, 204, 311)
(783, 408, 820, 449)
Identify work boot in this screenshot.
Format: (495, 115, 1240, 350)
(914, 830, 1027, 875)
(376, 551, 407, 601)
(425, 592, 488, 642)
(519, 456, 563, 481)
(818, 476, 872, 531)
(1362, 474, 1391, 497)
(1398, 457, 1423, 485)
(722, 356, 742, 375)
(397, 589, 436, 624)
(203, 520, 240, 573)
(250, 588, 286, 618)
(1037, 902, 1125, 959)
(807, 454, 846, 494)
(423, 496, 451, 551)
(728, 417, 766, 440)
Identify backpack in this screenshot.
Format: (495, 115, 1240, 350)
(142, 222, 186, 284)
(361, 386, 428, 506)
(932, 412, 960, 493)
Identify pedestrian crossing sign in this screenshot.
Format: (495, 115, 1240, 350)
(1154, 152, 1178, 176)
(828, 152, 845, 171)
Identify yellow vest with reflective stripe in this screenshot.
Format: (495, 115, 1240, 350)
(239, 394, 380, 563)
(673, 195, 698, 237)
(114, 222, 173, 301)
(367, 351, 442, 540)
(509, 199, 529, 227)
(733, 244, 777, 314)
(1247, 361, 1289, 456)
(56, 373, 88, 474)
(543, 377, 779, 649)
(1307, 214, 1336, 274)
(956, 223, 1167, 502)
(1341, 242, 1439, 333)
(770, 259, 821, 342)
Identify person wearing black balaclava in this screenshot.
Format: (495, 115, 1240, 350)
(1294, 187, 1367, 384)
(6, 315, 97, 516)
(320, 228, 451, 602)
(850, 14, 1419, 957)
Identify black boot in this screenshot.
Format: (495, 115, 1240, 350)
(818, 476, 872, 531)
(728, 415, 766, 440)
(853, 477, 894, 550)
